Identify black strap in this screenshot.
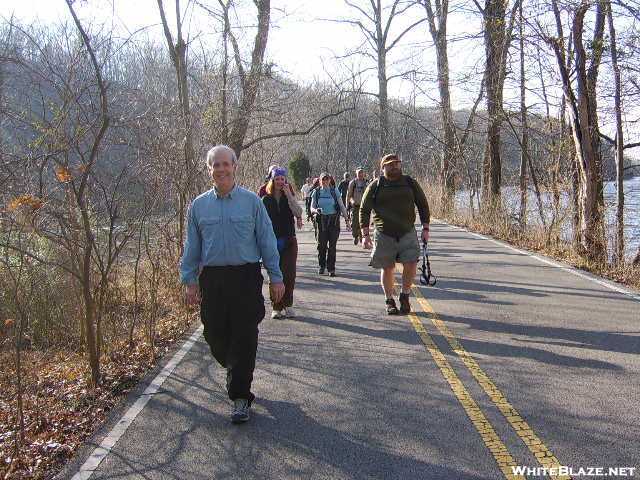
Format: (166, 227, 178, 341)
(314, 186, 340, 211)
(372, 175, 419, 206)
(329, 187, 340, 210)
(420, 240, 437, 287)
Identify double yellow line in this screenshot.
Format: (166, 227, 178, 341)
(406, 285, 571, 480)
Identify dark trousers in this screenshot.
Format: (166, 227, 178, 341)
(351, 205, 361, 240)
(305, 197, 312, 219)
(273, 237, 298, 311)
(199, 263, 265, 404)
(316, 214, 340, 271)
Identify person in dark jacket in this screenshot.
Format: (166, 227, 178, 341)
(262, 167, 303, 319)
(337, 172, 350, 203)
(337, 172, 351, 229)
(360, 154, 430, 315)
(346, 167, 369, 245)
(308, 177, 321, 238)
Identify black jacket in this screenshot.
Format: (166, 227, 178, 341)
(262, 194, 295, 238)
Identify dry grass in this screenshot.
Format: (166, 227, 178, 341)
(0, 247, 197, 480)
(422, 183, 640, 292)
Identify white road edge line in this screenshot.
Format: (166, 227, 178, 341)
(71, 325, 204, 480)
(438, 222, 640, 303)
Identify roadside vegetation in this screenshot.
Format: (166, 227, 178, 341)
(2, 0, 639, 478)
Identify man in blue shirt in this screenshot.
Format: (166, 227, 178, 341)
(181, 145, 284, 424)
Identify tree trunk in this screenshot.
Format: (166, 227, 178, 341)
(81, 254, 100, 386)
(572, 1, 606, 260)
(157, 0, 196, 255)
(437, 43, 456, 208)
(518, 0, 528, 228)
(527, 147, 546, 229)
(65, 0, 110, 386)
(607, 4, 625, 264)
(228, 0, 271, 159)
(423, 0, 455, 209)
(482, 0, 507, 206)
(571, 152, 581, 246)
(377, 45, 389, 155)
(219, 1, 231, 144)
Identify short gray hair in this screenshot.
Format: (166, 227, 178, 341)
(205, 145, 237, 168)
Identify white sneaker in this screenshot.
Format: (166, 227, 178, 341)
(271, 310, 284, 320)
(284, 307, 296, 318)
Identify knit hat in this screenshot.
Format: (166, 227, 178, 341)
(265, 164, 280, 180)
(272, 167, 288, 178)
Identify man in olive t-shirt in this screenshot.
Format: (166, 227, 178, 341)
(359, 154, 430, 315)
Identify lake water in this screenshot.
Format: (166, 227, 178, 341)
(454, 176, 640, 261)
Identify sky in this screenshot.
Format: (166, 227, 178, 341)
(4, 0, 637, 150)
(2, 0, 486, 108)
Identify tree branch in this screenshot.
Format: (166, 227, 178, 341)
(386, 18, 428, 53)
(224, 5, 247, 86)
(599, 132, 640, 150)
(242, 108, 354, 150)
(157, 0, 177, 67)
(344, 0, 376, 24)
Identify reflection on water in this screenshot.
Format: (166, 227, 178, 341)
(454, 176, 640, 260)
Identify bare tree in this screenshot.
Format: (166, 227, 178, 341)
(63, 0, 111, 385)
(420, 0, 456, 208)
(157, 0, 197, 254)
(340, 0, 426, 154)
(545, 0, 607, 260)
(222, 0, 272, 159)
(518, 0, 528, 227)
(0, 223, 34, 462)
(606, 1, 625, 264)
(477, 0, 520, 206)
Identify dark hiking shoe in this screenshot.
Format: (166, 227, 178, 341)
(231, 398, 250, 424)
(318, 267, 325, 275)
(329, 271, 336, 277)
(399, 293, 411, 314)
(353, 237, 359, 245)
(385, 298, 399, 315)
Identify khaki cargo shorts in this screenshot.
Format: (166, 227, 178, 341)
(369, 229, 420, 268)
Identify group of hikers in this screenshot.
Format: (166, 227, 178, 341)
(180, 145, 431, 424)
(300, 168, 370, 247)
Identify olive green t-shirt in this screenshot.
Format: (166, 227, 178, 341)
(359, 175, 430, 239)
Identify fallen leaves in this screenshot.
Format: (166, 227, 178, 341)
(6, 196, 43, 213)
(53, 167, 72, 183)
(0, 313, 196, 479)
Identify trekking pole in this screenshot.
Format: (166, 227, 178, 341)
(420, 240, 437, 287)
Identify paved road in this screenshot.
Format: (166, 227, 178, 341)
(63, 222, 639, 480)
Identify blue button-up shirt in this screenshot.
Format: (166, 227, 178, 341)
(180, 185, 283, 284)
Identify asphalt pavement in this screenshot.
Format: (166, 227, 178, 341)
(62, 221, 640, 480)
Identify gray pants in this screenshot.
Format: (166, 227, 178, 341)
(369, 230, 420, 269)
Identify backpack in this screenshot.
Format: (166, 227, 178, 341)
(313, 186, 340, 212)
(371, 175, 420, 205)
